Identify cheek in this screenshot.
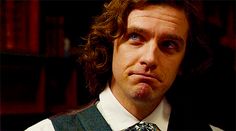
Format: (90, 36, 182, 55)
(159, 66, 179, 93)
(112, 45, 129, 79)
(112, 44, 138, 71)
(112, 51, 121, 78)
(160, 56, 183, 82)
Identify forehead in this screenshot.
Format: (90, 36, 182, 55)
(127, 4, 189, 40)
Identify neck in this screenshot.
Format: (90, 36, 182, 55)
(110, 83, 163, 120)
(126, 98, 162, 120)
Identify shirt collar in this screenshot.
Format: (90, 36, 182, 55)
(96, 85, 171, 131)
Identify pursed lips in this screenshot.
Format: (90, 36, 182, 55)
(129, 71, 163, 82)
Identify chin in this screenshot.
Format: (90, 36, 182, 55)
(133, 83, 152, 99)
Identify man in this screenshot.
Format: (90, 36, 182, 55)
(26, 0, 222, 130)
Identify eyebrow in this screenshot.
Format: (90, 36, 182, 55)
(127, 27, 185, 45)
(126, 27, 151, 37)
(160, 33, 185, 46)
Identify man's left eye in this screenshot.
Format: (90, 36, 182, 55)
(161, 40, 178, 49)
(160, 40, 180, 54)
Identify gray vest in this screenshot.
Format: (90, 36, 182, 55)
(50, 105, 112, 131)
(50, 104, 212, 131)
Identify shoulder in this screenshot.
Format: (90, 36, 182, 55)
(25, 102, 98, 131)
(50, 104, 111, 131)
(210, 124, 224, 131)
(25, 119, 55, 131)
(50, 104, 99, 130)
(168, 106, 223, 131)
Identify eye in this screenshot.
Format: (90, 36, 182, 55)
(162, 40, 177, 48)
(129, 33, 140, 40)
(126, 32, 145, 46)
(128, 33, 144, 42)
(160, 40, 179, 53)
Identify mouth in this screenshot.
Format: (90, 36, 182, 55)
(128, 71, 163, 83)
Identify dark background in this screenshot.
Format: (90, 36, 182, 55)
(0, 0, 235, 130)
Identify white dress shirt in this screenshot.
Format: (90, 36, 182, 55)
(96, 85, 171, 131)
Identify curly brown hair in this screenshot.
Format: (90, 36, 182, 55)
(79, 0, 211, 97)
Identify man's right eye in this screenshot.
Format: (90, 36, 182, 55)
(127, 33, 144, 45)
(129, 33, 140, 40)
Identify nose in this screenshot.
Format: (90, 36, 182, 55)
(140, 40, 159, 70)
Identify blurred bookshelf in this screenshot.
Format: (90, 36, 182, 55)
(0, 0, 104, 130)
(0, 0, 39, 54)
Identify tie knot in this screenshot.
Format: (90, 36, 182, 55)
(124, 121, 161, 131)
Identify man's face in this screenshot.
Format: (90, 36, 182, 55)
(111, 4, 189, 105)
